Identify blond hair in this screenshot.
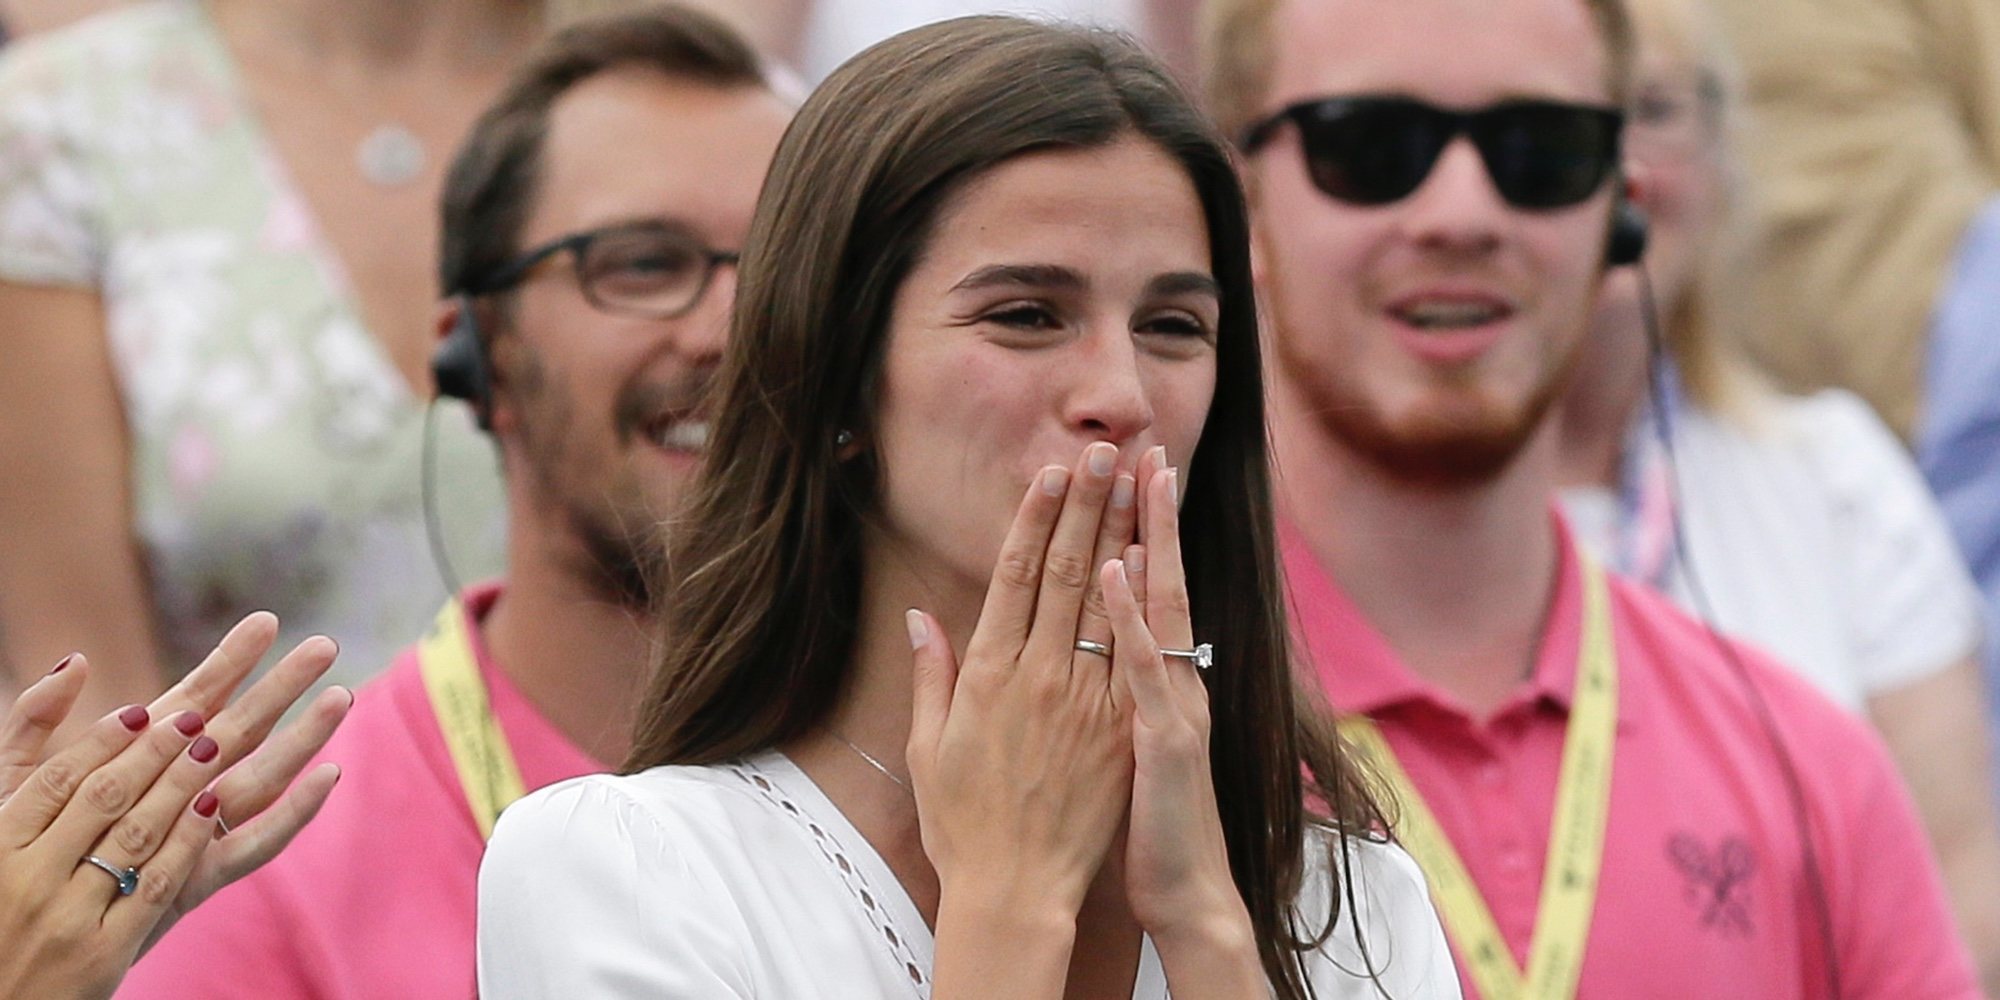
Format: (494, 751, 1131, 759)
(1621, 0, 1769, 420)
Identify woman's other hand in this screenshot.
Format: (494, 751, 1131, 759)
(1108, 452, 1261, 988)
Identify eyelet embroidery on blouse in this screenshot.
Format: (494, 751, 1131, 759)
(727, 761, 931, 996)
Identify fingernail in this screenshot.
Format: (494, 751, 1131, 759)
(188, 736, 219, 763)
(48, 653, 76, 676)
(193, 791, 219, 818)
(904, 609, 929, 650)
(118, 705, 149, 732)
(173, 712, 205, 738)
(1111, 474, 1135, 509)
(1087, 442, 1116, 477)
(1150, 444, 1167, 468)
(1126, 546, 1146, 575)
(1114, 559, 1131, 586)
(1168, 468, 1180, 504)
(1040, 466, 1069, 496)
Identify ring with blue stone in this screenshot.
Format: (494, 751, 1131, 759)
(82, 855, 140, 896)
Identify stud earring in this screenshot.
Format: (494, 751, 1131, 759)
(835, 429, 855, 447)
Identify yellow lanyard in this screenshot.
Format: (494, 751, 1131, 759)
(415, 598, 527, 840)
(1342, 558, 1617, 1000)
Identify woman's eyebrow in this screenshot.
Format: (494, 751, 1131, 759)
(950, 263, 1086, 293)
(1146, 271, 1220, 301)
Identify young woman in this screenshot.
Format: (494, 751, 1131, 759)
(478, 16, 1457, 998)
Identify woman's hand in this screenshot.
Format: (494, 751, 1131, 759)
(0, 612, 349, 1000)
(907, 441, 1140, 995)
(1106, 453, 1261, 985)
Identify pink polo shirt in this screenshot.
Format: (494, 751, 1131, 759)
(118, 583, 603, 1000)
(1283, 516, 1977, 1000)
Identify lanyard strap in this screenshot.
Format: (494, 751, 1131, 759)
(1342, 558, 1618, 1000)
(416, 598, 526, 839)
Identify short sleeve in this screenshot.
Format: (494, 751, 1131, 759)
(0, 38, 106, 287)
(1802, 391, 1985, 692)
(477, 777, 754, 999)
(1298, 833, 1463, 999)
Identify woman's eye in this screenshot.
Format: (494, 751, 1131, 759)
(985, 305, 1060, 330)
(1139, 313, 1210, 338)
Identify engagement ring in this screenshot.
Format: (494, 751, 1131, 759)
(1160, 643, 1214, 670)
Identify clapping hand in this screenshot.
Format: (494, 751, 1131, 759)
(0, 613, 350, 1000)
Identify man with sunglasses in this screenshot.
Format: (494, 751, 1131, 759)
(1203, 0, 1978, 997)
(118, 9, 791, 999)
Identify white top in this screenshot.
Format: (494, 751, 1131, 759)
(799, 1, 1144, 82)
(477, 751, 1462, 999)
(1561, 388, 1983, 712)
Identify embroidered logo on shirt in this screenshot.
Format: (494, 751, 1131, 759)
(1667, 833, 1756, 935)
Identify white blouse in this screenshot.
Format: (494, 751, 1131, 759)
(477, 751, 1461, 999)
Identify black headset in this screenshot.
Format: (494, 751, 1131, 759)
(1607, 194, 1649, 268)
(431, 293, 495, 430)
(421, 292, 494, 597)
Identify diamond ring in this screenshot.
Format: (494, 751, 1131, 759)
(1159, 644, 1214, 670)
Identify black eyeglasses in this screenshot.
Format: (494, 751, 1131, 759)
(1240, 96, 1625, 210)
(471, 220, 739, 319)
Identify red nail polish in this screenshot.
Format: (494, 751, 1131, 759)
(188, 736, 219, 764)
(118, 705, 149, 732)
(193, 791, 219, 818)
(173, 712, 205, 738)
(48, 653, 76, 676)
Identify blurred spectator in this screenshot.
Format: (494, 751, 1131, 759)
(675, 0, 1198, 82)
(1704, 0, 2000, 727)
(1216, 0, 1981, 989)
(1703, 0, 1996, 441)
(0, 0, 126, 37)
(120, 9, 790, 994)
(1555, 0, 2000, 982)
(0, 1, 660, 737)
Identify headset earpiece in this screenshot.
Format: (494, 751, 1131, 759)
(1607, 196, 1649, 268)
(431, 294, 494, 430)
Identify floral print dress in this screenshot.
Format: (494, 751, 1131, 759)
(0, 0, 507, 688)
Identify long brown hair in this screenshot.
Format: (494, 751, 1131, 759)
(626, 16, 1388, 996)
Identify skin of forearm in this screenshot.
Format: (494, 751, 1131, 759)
(1149, 893, 1265, 998)
(931, 887, 1079, 1000)
(1866, 657, 2000, 993)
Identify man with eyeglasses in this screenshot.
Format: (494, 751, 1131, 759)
(1202, 0, 1978, 997)
(118, 9, 791, 999)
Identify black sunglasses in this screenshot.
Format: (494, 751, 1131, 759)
(470, 220, 739, 320)
(1240, 96, 1625, 209)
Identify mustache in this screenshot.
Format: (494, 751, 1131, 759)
(614, 367, 718, 442)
